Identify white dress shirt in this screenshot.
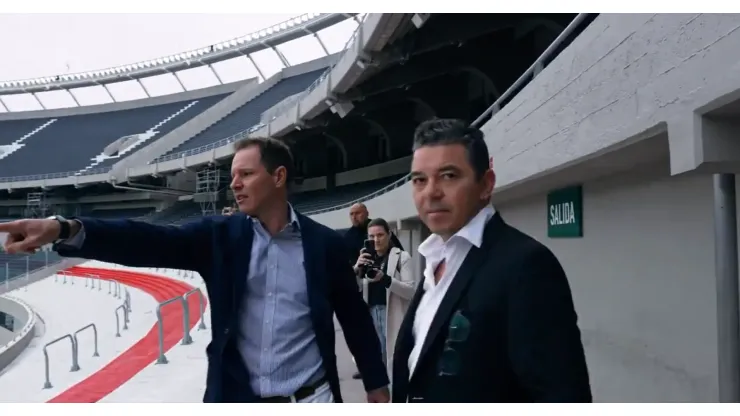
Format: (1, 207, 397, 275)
(407, 205, 496, 377)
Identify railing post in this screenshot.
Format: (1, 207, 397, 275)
(180, 296, 192, 345)
(125, 289, 132, 312)
(108, 280, 112, 294)
(73, 323, 100, 366)
(114, 304, 128, 337)
(42, 334, 78, 388)
(185, 288, 207, 330)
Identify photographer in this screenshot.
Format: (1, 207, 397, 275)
(353, 218, 418, 374)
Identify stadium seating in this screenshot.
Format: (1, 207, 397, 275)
(153, 68, 327, 161)
(291, 175, 405, 213)
(0, 94, 228, 178)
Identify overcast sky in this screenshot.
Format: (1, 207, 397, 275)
(0, 13, 358, 111)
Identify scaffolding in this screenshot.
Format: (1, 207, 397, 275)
(25, 192, 49, 218)
(193, 167, 222, 216)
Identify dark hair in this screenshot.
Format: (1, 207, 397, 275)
(367, 218, 390, 234)
(412, 118, 489, 180)
(233, 137, 294, 184)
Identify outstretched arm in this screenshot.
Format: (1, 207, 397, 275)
(55, 217, 215, 274)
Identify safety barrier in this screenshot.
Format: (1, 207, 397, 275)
(114, 303, 129, 337)
(42, 334, 78, 389)
(84, 274, 102, 291)
(155, 295, 191, 364)
(184, 288, 207, 331)
(73, 323, 100, 360)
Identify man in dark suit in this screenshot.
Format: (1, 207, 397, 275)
(0, 137, 389, 403)
(392, 118, 591, 403)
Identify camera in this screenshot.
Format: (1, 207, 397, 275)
(360, 239, 381, 279)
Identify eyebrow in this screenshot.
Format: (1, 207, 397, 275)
(410, 165, 462, 178)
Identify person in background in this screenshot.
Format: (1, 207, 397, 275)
(391, 118, 591, 403)
(344, 203, 404, 380)
(353, 218, 417, 378)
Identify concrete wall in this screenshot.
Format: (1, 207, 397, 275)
(0, 296, 36, 373)
(497, 167, 721, 402)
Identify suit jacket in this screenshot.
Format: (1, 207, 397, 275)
(357, 247, 418, 376)
(391, 213, 591, 403)
(55, 212, 388, 403)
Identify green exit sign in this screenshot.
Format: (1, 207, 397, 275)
(547, 185, 583, 238)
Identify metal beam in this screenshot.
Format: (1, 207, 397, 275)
(67, 89, 81, 106)
(31, 93, 46, 110)
(0, 97, 7, 112)
(270, 45, 291, 67)
(102, 84, 117, 102)
(136, 79, 152, 98)
(209, 65, 224, 84)
(247, 55, 266, 81)
(172, 72, 188, 92)
(714, 173, 740, 402)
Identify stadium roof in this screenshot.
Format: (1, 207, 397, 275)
(0, 13, 358, 110)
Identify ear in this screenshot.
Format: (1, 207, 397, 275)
(273, 165, 288, 188)
(480, 169, 495, 201)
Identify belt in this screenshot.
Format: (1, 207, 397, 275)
(256, 377, 327, 403)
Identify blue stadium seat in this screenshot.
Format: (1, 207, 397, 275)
(0, 94, 227, 178)
(154, 68, 326, 161)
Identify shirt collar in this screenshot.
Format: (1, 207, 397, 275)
(417, 205, 496, 258)
(250, 203, 300, 232)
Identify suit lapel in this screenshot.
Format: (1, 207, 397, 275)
(411, 214, 503, 381)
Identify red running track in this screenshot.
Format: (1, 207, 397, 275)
(46, 266, 207, 403)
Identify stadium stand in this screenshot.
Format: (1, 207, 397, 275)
(0, 94, 229, 178)
(152, 68, 328, 162)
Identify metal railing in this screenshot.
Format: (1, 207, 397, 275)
(114, 303, 129, 337)
(304, 13, 591, 216)
(73, 323, 100, 359)
(152, 123, 265, 163)
(184, 288, 207, 331)
(0, 166, 110, 183)
(42, 334, 78, 389)
(155, 295, 191, 364)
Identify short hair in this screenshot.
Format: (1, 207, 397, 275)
(412, 118, 490, 180)
(367, 218, 390, 234)
(233, 137, 294, 184)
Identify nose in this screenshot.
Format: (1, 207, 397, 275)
(230, 177, 241, 190)
(422, 178, 444, 200)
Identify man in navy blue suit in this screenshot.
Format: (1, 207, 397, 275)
(0, 137, 390, 403)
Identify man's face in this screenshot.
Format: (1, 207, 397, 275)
(230, 146, 285, 216)
(411, 144, 494, 239)
(368, 225, 390, 254)
(349, 205, 368, 227)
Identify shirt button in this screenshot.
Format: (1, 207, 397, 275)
(223, 328, 230, 335)
(267, 293, 272, 297)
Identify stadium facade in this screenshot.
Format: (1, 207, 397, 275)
(2, 13, 740, 402)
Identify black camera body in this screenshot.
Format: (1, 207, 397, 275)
(361, 239, 381, 279)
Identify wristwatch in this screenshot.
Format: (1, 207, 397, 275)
(47, 215, 71, 242)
